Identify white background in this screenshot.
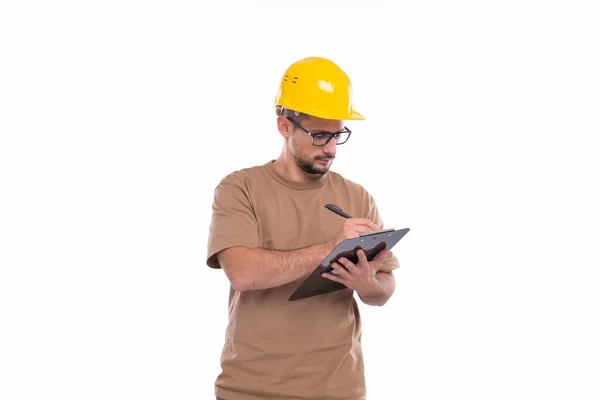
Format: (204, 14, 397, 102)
(1, 1, 599, 399)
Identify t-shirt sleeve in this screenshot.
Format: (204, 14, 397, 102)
(365, 191, 401, 273)
(206, 173, 260, 269)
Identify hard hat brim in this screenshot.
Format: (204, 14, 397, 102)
(348, 110, 365, 120)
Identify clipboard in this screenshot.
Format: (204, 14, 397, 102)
(288, 227, 410, 301)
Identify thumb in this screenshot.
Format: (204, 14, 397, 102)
(375, 248, 390, 261)
(371, 249, 390, 270)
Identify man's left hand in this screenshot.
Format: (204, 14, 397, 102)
(321, 248, 390, 296)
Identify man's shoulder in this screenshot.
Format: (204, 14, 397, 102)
(328, 170, 371, 196)
(215, 161, 271, 187)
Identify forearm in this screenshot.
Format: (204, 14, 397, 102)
(358, 271, 396, 306)
(219, 242, 335, 292)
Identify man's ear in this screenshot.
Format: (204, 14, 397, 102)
(276, 117, 292, 139)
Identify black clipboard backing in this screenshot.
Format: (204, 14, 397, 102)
(288, 228, 410, 301)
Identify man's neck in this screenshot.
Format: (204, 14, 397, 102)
(272, 157, 324, 184)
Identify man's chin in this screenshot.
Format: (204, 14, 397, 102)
(298, 164, 329, 175)
(295, 157, 333, 175)
(311, 167, 329, 175)
(310, 163, 331, 175)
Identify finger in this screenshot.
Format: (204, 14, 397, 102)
(352, 218, 380, 231)
(329, 262, 348, 276)
(367, 221, 381, 231)
(351, 218, 376, 230)
(321, 272, 344, 284)
(356, 249, 369, 266)
(353, 225, 376, 234)
(337, 257, 357, 272)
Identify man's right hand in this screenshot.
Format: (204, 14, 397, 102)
(329, 218, 380, 248)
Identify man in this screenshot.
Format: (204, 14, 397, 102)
(206, 56, 401, 400)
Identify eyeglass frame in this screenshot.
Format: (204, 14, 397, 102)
(285, 117, 352, 146)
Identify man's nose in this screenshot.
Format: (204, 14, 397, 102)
(323, 137, 337, 154)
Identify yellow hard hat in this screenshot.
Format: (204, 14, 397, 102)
(274, 56, 365, 121)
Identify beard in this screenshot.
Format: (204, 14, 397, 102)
(293, 153, 334, 175)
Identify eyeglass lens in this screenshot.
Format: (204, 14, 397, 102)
(312, 132, 350, 146)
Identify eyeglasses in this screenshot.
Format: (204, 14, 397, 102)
(287, 117, 352, 146)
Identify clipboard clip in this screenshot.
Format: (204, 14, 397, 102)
(359, 228, 395, 237)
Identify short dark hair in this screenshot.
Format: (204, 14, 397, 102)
(275, 106, 309, 122)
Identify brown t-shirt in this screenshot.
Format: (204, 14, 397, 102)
(206, 160, 400, 400)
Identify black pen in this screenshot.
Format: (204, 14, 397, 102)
(324, 204, 352, 218)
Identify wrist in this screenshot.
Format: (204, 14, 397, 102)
(358, 274, 381, 298)
(327, 236, 339, 249)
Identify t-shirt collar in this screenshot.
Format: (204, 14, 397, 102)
(264, 160, 328, 190)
